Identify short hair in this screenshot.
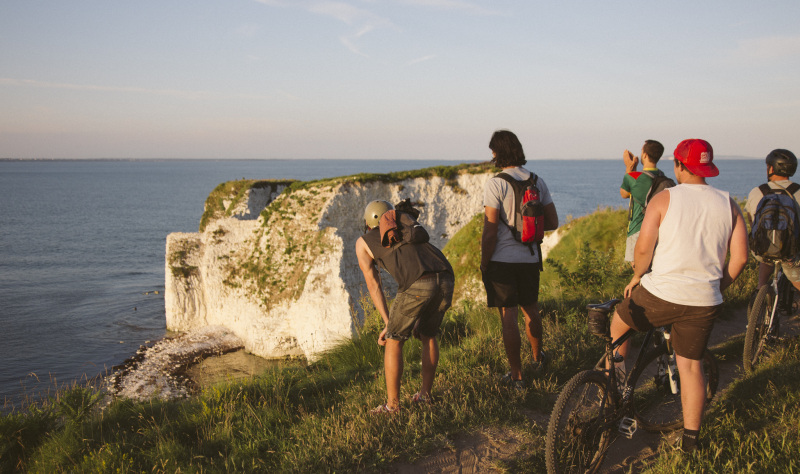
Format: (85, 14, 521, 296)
(642, 140, 664, 162)
(674, 158, 695, 176)
(489, 130, 527, 168)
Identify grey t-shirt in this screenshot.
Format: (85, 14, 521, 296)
(745, 179, 800, 222)
(483, 166, 554, 263)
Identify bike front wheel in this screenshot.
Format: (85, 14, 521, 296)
(545, 370, 614, 474)
(743, 284, 775, 374)
(630, 346, 719, 432)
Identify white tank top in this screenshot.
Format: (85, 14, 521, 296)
(641, 184, 732, 306)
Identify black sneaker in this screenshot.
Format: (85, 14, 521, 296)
(532, 351, 549, 372)
(500, 372, 526, 391)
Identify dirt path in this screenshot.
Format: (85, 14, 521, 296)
(388, 307, 800, 473)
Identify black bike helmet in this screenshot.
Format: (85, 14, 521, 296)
(766, 149, 797, 177)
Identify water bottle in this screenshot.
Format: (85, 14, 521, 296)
(664, 331, 679, 394)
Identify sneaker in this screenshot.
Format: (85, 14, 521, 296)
(369, 403, 400, 415)
(532, 351, 549, 372)
(500, 372, 526, 391)
(411, 392, 432, 405)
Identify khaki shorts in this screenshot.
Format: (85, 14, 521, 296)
(624, 232, 639, 263)
(753, 254, 800, 283)
(616, 285, 721, 360)
(386, 272, 454, 342)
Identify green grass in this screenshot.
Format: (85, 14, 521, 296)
(642, 339, 800, 473)
(2, 206, 791, 473)
(199, 179, 295, 232)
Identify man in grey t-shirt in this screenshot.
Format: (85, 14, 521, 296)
(480, 130, 558, 387)
(745, 149, 800, 291)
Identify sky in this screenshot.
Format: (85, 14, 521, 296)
(1, 1, 799, 161)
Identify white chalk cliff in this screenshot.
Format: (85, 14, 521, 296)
(165, 166, 495, 361)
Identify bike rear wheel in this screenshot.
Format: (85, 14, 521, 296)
(545, 370, 614, 474)
(743, 284, 775, 374)
(630, 346, 719, 432)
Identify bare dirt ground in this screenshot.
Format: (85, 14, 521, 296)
(387, 307, 800, 474)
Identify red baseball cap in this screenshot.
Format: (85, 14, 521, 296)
(673, 139, 719, 177)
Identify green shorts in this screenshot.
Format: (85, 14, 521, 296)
(386, 272, 454, 342)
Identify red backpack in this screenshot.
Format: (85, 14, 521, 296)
(496, 172, 545, 257)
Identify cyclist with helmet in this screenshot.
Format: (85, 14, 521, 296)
(745, 149, 800, 290)
(355, 200, 454, 413)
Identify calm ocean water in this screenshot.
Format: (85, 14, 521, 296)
(0, 158, 764, 407)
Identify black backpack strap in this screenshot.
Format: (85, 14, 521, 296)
(495, 172, 537, 256)
(631, 170, 664, 209)
(495, 172, 521, 230)
(767, 182, 800, 211)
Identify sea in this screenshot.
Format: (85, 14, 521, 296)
(0, 158, 764, 409)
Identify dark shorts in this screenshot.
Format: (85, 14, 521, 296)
(616, 285, 721, 360)
(386, 272, 455, 342)
(481, 261, 540, 308)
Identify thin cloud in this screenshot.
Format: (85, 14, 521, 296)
(253, 0, 395, 58)
(407, 54, 436, 66)
(340, 36, 370, 58)
(398, 0, 503, 16)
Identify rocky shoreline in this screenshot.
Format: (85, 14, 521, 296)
(107, 326, 245, 401)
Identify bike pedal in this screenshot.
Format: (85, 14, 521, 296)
(618, 417, 637, 439)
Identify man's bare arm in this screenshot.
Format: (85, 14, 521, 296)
(355, 237, 390, 325)
(621, 149, 638, 199)
(543, 202, 559, 231)
(720, 199, 749, 292)
(626, 189, 669, 296)
(481, 206, 499, 272)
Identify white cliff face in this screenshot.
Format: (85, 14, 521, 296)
(165, 170, 494, 361)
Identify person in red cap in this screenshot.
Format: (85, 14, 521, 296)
(608, 139, 749, 451)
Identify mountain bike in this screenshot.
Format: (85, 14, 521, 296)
(743, 265, 794, 374)
(545, 299, 719, 474)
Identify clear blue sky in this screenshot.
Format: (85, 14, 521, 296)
(1, 1, 799, 160)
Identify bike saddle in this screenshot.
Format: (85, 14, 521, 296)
(586, 299, 621, 313)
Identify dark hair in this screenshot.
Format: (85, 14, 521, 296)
(489, 130, 527, 168)
(642, 140, 664, 163)
(674, 158, 695, 176)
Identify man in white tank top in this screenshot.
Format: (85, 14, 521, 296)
(609, 139, 749, 452)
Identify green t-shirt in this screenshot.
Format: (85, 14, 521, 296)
(621, 168, 663, 236)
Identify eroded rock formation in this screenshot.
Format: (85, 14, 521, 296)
(165, 166, 493, 361)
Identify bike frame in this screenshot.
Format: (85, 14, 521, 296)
(589, 323, 668, 431)
(765, 266, 784, 335)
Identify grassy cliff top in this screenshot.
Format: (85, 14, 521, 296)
(197, 162, 495, 232)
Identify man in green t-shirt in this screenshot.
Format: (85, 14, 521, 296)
(620, 140, 665, 267)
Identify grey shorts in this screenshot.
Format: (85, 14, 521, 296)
(753, 255, 800, 283)
(625, 232, 640, 263)
(386, 272, 455, 341)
